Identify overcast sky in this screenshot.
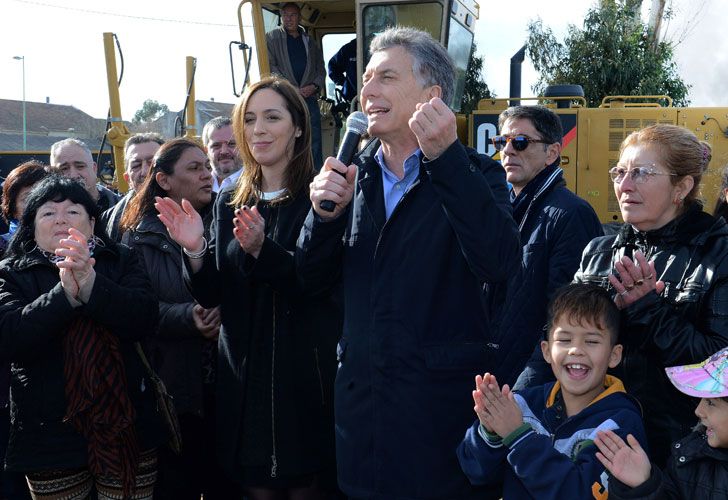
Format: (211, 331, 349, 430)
(476, 0, 723, 107)
(0, 0, 724, 121)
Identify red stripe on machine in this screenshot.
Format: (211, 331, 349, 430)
(563, 127, 577, 148)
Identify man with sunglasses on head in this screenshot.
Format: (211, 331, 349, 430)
(489, 105, 602, 391)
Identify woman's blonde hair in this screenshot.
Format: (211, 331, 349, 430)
(619, 124, 712, 207)
(230, 76, 314, 207)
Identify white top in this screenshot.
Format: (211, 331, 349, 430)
(212, 168, 243, 193)
(260, 188, 288, 201)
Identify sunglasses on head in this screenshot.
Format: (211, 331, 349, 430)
(491, 135, 551, 152)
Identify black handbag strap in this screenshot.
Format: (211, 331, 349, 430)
(134, 342, 157, 380)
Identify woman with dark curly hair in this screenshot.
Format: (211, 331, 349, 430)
(0, 175, 164, 499)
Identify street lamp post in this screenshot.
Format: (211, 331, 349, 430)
(13, 56, 26, 151)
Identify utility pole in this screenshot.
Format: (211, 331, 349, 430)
(12, 55, 27, 151)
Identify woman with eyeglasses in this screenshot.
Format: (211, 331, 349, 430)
(574, 123, 728, 468)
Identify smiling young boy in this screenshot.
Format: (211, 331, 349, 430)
(457, 283, 648, 499)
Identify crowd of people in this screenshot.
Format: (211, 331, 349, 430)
(1, 22, 728, 500)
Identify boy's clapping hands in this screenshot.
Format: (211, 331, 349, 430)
(472, 373, 524, 438)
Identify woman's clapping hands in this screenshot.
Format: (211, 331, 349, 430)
(609, 251, 665, 308)
(155, 197, 205, 254)
(233, 206, 265, 258)
(56, 227, 96, 305)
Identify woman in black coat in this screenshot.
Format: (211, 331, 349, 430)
(156, 76, 340, 499)
(0, 159, 47, 500)
(120, 138, 238, 500)
(0, 176, 164, 499)
(575, 124, 728, 467)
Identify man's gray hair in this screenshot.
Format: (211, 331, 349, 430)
(369, 26, 455, 105)
(202, 116, 233, 145)
(49, 138, 93, 167)
(124, 133, 165, 155)
(123, 133, 165, 169)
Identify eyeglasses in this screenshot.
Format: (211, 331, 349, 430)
(491, 135, 552, 152)
(608, 165, 677, 184)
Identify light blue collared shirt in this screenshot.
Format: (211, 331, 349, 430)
(374, 146, 422, 219)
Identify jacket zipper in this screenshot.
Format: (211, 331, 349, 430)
(269, 204, 280, 479)
(314, 347, 325, 405)
(270, 296, 278, 478)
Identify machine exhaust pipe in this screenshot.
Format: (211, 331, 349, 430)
(509, 45, 527, 107)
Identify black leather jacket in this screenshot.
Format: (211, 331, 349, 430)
(575, 206, 728, 466)
(609, 427, 728, 499)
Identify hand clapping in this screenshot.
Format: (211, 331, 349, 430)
(155, 197, 205, 253)
(56, 227, 96, 305)
(472, 373, 523, 438)
(233, 205, 265, 258)
(608, 250, 665, 308)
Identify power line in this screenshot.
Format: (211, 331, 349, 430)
(12, 0, 239, 27)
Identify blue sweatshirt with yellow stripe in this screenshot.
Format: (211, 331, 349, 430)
(457, 376, 648, 499)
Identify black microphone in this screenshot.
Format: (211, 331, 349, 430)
(320, 111, 368, 212)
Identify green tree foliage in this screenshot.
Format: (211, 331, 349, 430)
(461, 42, 492, 114)
(526, 0, 690, 107)
(132, 99, 169, 124)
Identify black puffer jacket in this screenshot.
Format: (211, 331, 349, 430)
(609, 427, 728, 499)
(0, 243, 164, 471)
(575, 206, 728, 466)
(122, 200, 215, 416)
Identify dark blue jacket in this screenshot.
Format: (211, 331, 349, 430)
(489, 166, 603, 385)
(458, 376, 647, 499)
(297, 138, 520, 499)
(327, 39, 357, 102)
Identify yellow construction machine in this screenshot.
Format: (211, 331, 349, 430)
(233, 0, 728, 223)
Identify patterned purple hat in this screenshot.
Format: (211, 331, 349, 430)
(665, 347, 728, 398)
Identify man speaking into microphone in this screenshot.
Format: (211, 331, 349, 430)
(297, 27, 520, 499)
